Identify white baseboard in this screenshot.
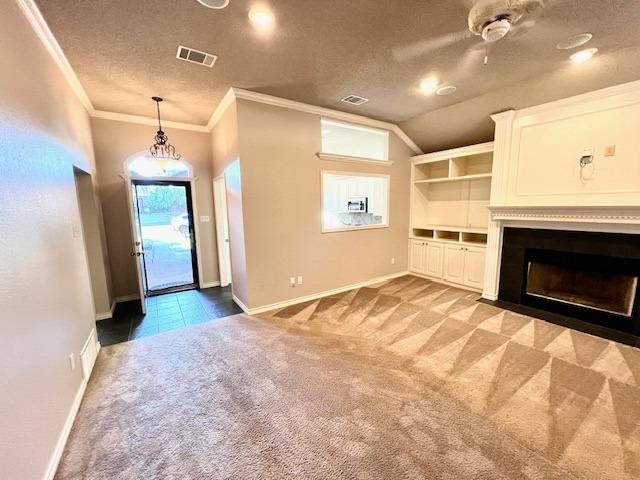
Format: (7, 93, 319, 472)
(95, 300, 116, 321)
(409, 271, 483, 294)
(239, 271, 409, 315)
(114, 294, 140, 303)
(232, 294, 251, 313)
(200, 281, 221, 289)
(482, 293, 498, 301)
(44, 328, 100, 480)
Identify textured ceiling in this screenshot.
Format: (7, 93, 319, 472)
(36, 0, 640, 152)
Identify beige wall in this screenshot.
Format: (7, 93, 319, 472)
(210, 102, 250, 305)
(235, 99, 413, 308)
(0, 2, 99, 479)
(91, 118, 220, 298)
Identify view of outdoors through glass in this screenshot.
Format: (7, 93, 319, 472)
(135, 183, 195, 291)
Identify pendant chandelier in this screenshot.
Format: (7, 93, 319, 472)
(149, 96, 181, 160)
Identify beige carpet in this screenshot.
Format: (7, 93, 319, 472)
(57, 275, 640, 479)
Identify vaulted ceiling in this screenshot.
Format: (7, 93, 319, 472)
(36, 0, 640, 152)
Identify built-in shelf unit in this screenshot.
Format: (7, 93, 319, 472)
(409, 142, 494, 291)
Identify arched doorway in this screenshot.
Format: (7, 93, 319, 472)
(123, 154, 202, 310)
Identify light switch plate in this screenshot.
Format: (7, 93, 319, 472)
(604, 145, 616, 157)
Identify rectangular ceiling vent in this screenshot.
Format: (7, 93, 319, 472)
(176, 45, 217, 67)
(340, 95, 369, 106)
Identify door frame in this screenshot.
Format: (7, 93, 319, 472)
(213, 174, 232, 287)
(126, 175, 205, 295)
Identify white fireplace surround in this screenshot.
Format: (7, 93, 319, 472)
(481, 81, 640, 301)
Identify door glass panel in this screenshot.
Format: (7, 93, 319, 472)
(135, 183, 196, 292)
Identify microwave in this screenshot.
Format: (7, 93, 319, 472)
(347, 197, 368, 213)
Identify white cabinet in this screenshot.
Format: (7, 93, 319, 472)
(409, 239, 427, 274)
(425, 243, 443, 278)
(410, 239, 485, 291)
(444, 245, 465, 284)
(463, 247, 486, 289)
(410, 240, 444, 278)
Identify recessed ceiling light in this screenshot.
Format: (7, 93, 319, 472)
(556, 33, 593, 50)
(419, 78, 439, 95)
(436, 85, 457, 96)
(570, 48, 598, 64)
(197, 0, 229, 9)
(249, 5, 275, 31)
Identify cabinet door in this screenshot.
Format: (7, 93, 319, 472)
(463, 247, 486, 290)
(425, 243, 443, 279)
(444, 245, 465, 284)
(409, 240, 426, 274)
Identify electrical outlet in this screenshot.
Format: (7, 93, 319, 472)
(297, 276, 303, 285)
(68, 353, 75, 372)
(604, 145, 616, 157)
(290, 277, 296, 287)
(391, 257, 395, 265)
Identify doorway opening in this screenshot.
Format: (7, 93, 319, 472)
(133, 180, 200, 295)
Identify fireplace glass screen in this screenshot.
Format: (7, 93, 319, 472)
(526, 262, 638, 317)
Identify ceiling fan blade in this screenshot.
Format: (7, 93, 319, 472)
(392, 29, 473, 63)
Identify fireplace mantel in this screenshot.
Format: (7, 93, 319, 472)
(489, 205, 640, 225)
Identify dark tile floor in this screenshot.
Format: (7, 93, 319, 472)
(96, 286, 243, 347)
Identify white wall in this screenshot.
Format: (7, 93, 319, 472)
(0, 2, 99, 479)
(493, 81, 640, 207)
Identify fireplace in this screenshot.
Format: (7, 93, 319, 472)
(498, 228, 640, 339)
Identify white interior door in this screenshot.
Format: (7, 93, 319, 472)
(213, 176, 232, 287)
(125, 179, 148, 314)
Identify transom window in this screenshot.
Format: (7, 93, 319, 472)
(126, 155, 192, 178)
(320, 119, 389, 161)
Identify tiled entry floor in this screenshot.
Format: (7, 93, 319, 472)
(96, 286, 242, 346)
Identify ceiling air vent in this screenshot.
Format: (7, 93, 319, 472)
(340, 95, 369, 106)
(176, 45, 217, 67)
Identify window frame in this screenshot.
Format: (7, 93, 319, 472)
(320, 118, 390, 163)
(320, 169, 391, 234)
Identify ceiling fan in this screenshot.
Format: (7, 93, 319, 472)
(393, 0, 554, 66)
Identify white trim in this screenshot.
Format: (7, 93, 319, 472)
(115, 294, 140, 303)
(95, 311, 112, 321)
(317, 153, 394, 166)
(409, 271, 483, 294)
(17, 0, 93, 112)
(238, 271, 409, 315)
(489, 205, 640, 225)
(14, 7, 423, 154)
(232, 294, 251, 314)
(200, 281, 221, 289)
(412, 141, 495, 164)
(206, 88, 237, 130)
(321, 170, 391, 233)
(509, 79, 640, 119)
(44, 329, 100, 480)
(92, 110, 209, 132)
(231, 88, 423, 155)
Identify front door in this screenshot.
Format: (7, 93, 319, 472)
(132, 180, 199, 296)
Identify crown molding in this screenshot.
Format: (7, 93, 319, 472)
(489, 205, 640, 225)
(17, 0, 93, 113)
(205, 88, 237, 131)
(20, 0, 422, 152)
(225, 87, 423, 154)
(91, 110, 210, 132)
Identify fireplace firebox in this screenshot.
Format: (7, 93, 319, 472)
(498, 228, 640, 339)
